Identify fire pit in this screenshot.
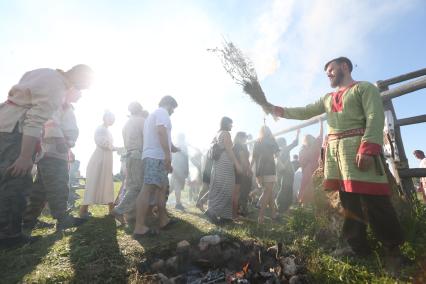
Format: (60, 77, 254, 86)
(138, 235, 310, 283)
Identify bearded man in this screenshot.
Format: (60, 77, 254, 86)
(265, 57, 404, 263)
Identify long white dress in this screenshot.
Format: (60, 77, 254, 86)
(81, 125, 114, 205)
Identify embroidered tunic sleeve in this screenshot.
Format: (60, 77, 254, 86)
(274, 97, 326, 120)
(357, 83, 384, 156)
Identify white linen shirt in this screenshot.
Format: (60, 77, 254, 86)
(122, 115, 145, 152)
(0, 68, 69, 137)
(142, 107, 171, 160)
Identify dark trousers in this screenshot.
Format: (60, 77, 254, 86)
(339, 190, 404, 254)
(23, 157, 69, 229)
(0, 128, 31, 239)
(276, 170, 294, 213)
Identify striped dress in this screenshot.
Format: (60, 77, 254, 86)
(207, 131, 235, 219)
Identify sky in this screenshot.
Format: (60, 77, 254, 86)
(0, 0, 425, 174)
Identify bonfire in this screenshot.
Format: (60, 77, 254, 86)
(208, 40, 274, 115)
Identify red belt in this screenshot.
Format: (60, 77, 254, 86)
(327, 128, 365, 141)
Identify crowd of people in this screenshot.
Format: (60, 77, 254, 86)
(1, 57, 421, 268)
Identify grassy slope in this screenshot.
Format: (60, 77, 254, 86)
(0, 183, 425, 283)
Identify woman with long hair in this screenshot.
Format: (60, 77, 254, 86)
(251, 126, 279, 224)
(205, 117, 242, 223)
(232, 132, 251, 219)
(79, 111, 116, 218)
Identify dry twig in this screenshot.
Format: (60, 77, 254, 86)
(208, 40, 272, 112)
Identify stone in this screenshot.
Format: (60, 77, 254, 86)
(200, 244, 223, 267)
(166, 256, 179, 272)
(169, 275, 185, 284)
(289, 274, 309, 284)
(222, 248, 237, 262)
(157, 273, 171, 284)
(199, 235, 221, 251)
(280, 256, 297, 277)
(150, 259, 165, 272)
(176, 240, 190, 253)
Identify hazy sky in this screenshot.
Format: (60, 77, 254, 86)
(0, 0, 425, 174)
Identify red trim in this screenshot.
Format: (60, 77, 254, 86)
(323, 179, 341, 191)
(358, 142, 382, 156)
(330, 82, 358, 112)
(5, 99, 19, 106)
(273, 106, 285, 117)
(323, 178, 390, 195)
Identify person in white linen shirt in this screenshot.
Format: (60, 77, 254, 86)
(112, 102, 146, 225)
(0, 65, 93, 247)
(23, 87, 87, 233)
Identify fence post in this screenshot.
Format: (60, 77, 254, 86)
(379, 84, 416, 202)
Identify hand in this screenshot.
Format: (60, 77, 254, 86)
(164, 155, 173, 173)
(171, 145, 180, 153)
(262, 103, 274, 115)
(7, 156, 34, 177)
(356, 154, 374, 171)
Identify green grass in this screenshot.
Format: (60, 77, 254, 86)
(0, 182, 425, 283)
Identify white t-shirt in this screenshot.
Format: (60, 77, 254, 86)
(142, 107, 172, 160)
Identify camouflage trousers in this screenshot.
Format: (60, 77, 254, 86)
(0, 128, 31, 239)
(23, 157, 70, 229)
(114, 156, 144, 217)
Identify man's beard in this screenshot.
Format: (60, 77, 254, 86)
(330, 69, 344, 88)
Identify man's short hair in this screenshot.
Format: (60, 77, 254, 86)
(414, 150, 425, 156)
(159, 95, 178, 108)
(324, 57, 353, 72)
(128, 101, 143, 115)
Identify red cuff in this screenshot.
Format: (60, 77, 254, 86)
(358, 142, 382, 156)
(273, 106, 284, 117)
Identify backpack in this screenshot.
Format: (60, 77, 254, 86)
(207, 137, 224, 161)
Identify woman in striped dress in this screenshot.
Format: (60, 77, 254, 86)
(206, 117, 242, 223)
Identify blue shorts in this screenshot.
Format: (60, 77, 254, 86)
(143, 157, 169, 188)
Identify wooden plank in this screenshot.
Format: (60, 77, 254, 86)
(377, 68, 426, 88)
(381, 77, 426, 100)
(246, 114, 326, 144)
(272, 114, 326, 137)
(397, 114, 426, 126)
(381, 90, 416, 202)
(399, 168, 426, 178)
